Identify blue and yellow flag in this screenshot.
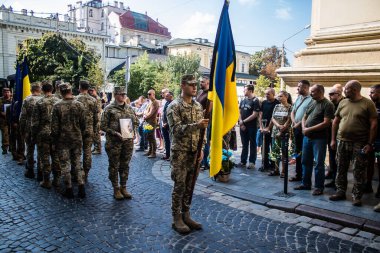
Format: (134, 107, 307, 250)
(208, 0, 239, 177)
(21, 56, 31, 100)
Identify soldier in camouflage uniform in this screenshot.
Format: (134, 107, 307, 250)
(0, 88, 12, 154)
(76, 81, 98, 182)
(330, 80, 378, 206)
(167, 74, 209, 234)
(51, 83, 87, 198)
(89, 87, 102, 154)
(31, 81, 61, 189)
(101, 87, 138, 200)
(20, 83, 42, 180)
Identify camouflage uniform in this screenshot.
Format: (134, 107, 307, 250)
(101, 101, 138, 189)
(19, 94, 42, 173)
(31, 94, 61, 184)
(76, 93, 98, 178)
(51, 97, 86, 189)
(92, 95, 102, 153)
(167, 97, 204, 215)
(0, 96, 12, 152)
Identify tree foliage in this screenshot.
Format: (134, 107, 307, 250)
(17, 33, 103, 89)
(255, 75, 281, 98)
(110, 52, 201, 101)
(249, 46, 288, 81)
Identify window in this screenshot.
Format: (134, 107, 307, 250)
(89, 9, 93, 17)
(101, 10, 104, 18)
(242, 63, 245, 73)
(101, 22, 104, 31)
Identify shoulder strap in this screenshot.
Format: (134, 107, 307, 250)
(294, 96, 308, 114)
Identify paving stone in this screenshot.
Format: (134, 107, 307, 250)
(266, 200, 299, 213)
(310, 225, 331, 234)
(356, 231, 375, 240)
(295, 216, 312, 223)
(350, 236, 370, 245)
(327, 231, 353, 241)
(369, 242, 380, 251)
(363, 219, 380, 235)
(323, 222, 344, 231)
(309, 219, 327, 227)
(296, 222, 312, 229)
(340, 227, 359, 235)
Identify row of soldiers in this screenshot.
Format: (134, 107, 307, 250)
(0, 80, 102, 198)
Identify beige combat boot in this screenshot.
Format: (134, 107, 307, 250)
(113, 187, 124, 200)
(183, 211, 202, 230)
(120, 186, 132, 199)
(172, 213, 191, 234)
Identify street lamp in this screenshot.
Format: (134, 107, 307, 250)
(280, 24, 311, 90)
(125, 55, 137, 94)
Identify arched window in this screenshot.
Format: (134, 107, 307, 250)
(101, 9, 104, 17)
(89, 9, 93, 17)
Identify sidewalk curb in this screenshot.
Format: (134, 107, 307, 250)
(197, 180, 380, 235)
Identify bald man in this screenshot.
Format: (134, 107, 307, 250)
(143, 89, 160, 158)
(330, 80, 377, 206)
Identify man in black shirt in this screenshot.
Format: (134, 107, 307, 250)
(259, 88, 280, 171)
(238, 84, 260, 169)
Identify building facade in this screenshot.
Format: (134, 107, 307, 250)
(0, 8, 107, 80)
(277, 0, 380, 94)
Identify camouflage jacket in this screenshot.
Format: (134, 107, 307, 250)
(31, 94, 60, 143)
(76, 93, 98, 137)
(19, 95, 42, 134)
(167, 97, 204, 152)
(51, 97, 86, 146)
(0, 96, 12, 124)
(101, 101, 138, 142)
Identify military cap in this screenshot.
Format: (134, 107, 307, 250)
(181, 74, 197, 85)
(31, 82, 41, 88)
(58, 83, 72, 93)
(113, 86, 126, 94)
(2, 87, 10, 92)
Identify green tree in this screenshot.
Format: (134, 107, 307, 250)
(255, 75, 272, 98)
(166, 53, 201, 86)
(17, 33, 103, 89)
(249, 46, 288, 81)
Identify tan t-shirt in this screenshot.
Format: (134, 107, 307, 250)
(144, 99, 160, 127)
(335, 97, 377, 142)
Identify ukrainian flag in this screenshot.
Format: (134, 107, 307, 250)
(208, 0, 239, 177)
(21, 56, 31, 100)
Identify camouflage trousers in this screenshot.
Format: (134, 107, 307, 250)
(171, 150, 197, 216)
(9, 123, 25, 160)
(146, 131, 157, 154)
(37, 141, 60, 178)
(336, 140, 367, 199)
(83, 136, 93, 173)
(105, 138, 133, 188)
(93, 133, 101, 152)
(58, 145, 84, 188)
(0, 123, 9, 150)
(25, 133, 40, 169)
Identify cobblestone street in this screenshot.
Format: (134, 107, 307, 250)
(0, 149, 379, 252)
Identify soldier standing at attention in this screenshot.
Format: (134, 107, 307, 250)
(21, 83, 42, 180)
(51, 83, 86, 198)
(76, 80, 98, 182)
(101, 87, 138, 200)
(31, 81, 61, 189)
(167, 74, 209, 234)
(89, 86, 102, 155)
(0, 88, 12, 154)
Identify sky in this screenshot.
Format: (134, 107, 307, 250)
(3, 0, 312, 64)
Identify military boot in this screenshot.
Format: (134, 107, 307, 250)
(183, 211, 202, 230)
(120, 186, 132, 199)
(40, 173, 52, 189)
(78, 185, 86, 198)
(24, 163, 35, 179)
(113, 187, 124, 200)
(63, 187, 74, 199)
(172, 214, 191, 234)
(37, 169, 43, 182)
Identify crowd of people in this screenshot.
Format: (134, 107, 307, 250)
(237, 80, 380, 212)
(0, 75, 380, 228)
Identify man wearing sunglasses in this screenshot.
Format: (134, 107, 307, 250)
(143, 90, 160, 158)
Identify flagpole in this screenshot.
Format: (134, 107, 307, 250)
(188, 99, 212, 205)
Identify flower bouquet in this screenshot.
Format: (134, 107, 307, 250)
(208, 149, 235, 183)
(143, 122, 154, 134)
